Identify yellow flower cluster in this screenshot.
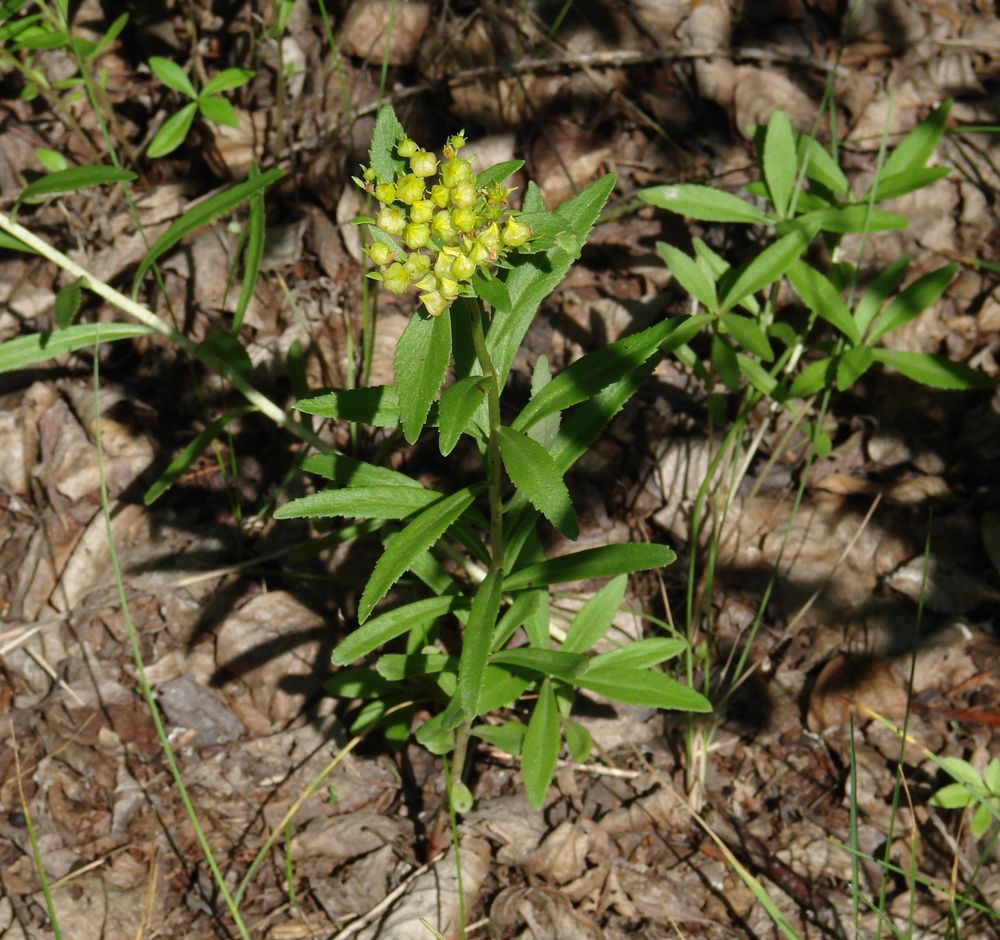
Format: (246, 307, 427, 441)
(360, 132, 531, 316)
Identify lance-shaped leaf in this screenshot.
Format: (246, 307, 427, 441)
(867, 263, 958, 344)
(657, 242, 717, 311)
(786, 259, 859, 344)
(882, 100, 951, 178)
(490, 648, 587, 682)
(763, 110, 797, 218)
(720, 228, 810, 312)
(719, 312, 773, 360)
(458, 568, 503, 718)
(523, 679, 560, 809)
(562, 574, 627, 654)
(575, 666, 711, 712)
(18, 164, 136, 205)
(358, 486, 477, 622)
(302, 452, 423, 488)
(438, 376, 488, 454)
(639, 184, 771, 224)
(0, 323, 154, 374)
(586, 636, 687, 672)
(274, 485, 444, 521)
(395, 309, 452, 443)
(504, 542, 674, 592)
(295, 385, 401, 427)
(871, 349, 993, 390)
(498, 426, 578, 539)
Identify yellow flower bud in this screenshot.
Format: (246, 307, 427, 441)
(383, 262, 410, 294)
(451, 180, 477, 208)
(410, 199, 435, 224)
(368, 241, 393, 266)
(440, 156, 473, 188)
(450, 252, 476, 280)
(420, 291, 450, 317)
(430, 184, 451, 208)
(502, 216, 531, 248)
(397, 137, 418, 158)
(479, 222, 501, 255)
(439, 277, 459, 300)
(451, 207, 477, 233)
(434, 248, 457, 278)
(410, 149, 438, 178)
(416, 273, 438, 293)
(431, 209, 456, 241)
(468, 240, 491, 266)
(396, 173, 425, 205)
(405, 252, 431, 280)
(377, 206, 406, 236)
(374, 182, 397, 204)
(403, 221, 431, 250)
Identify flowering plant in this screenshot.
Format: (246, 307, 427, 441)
(277, 106, 710, 811)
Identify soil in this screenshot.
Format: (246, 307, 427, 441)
(1, 1, 999, 937)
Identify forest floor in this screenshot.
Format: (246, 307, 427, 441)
(1, 0, 1000, 937)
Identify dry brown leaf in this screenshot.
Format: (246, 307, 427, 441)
(341, 0, 431, 67)
(490, 885, 604, 940)
(806, 654, 909, 731)
(521, 819, 592, 885)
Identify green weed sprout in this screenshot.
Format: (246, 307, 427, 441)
(276, 106, 711, 811)
(931, 756, 1000, 839)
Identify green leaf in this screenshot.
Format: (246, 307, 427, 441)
(438, 376, 488, 455)
(201, 67, 254, 96)
(275, 485, 444, 521)
(197, 326, 252, 378)
(930, 782, 975, 809)
(475, 160, 524, 188)
(575, 666, 711, 712)
(736, 353, 779, 398)
(295, 385, 400, 427)
(358, 486, 477, 622)
(527, 355, 559, 448)
(504, 542, 674, 592)
(148, 55, 197, 97)
(871, 349, 994, 390)
(710, 333, 740, 392)
(368, 104, 406, 184)
(720, 228, 810, 312)
(498, 426, 578, 539)
(53, 278, 83, 329)
(0, 322, 154, 374)
(395, 310, 452, 444)
(719, 312, 773, 361)
(564, 719, 593, 763)
(986, 758, 1000, 794)
(799, 136, 849, 196)
(866, 166, 951, 202)
(302, 452, 422, 489)
(882, 100, 951, 178)
(855, 256, 909, 338)
(835, 346, 874, 391)
(233, 163, 266, 334)
(145, 404, 252, 505)
(657, 242, 717, 311)
(512, 317, 685, 434)
(763, 110, 797, 217)
(638, 184, 771, 224)
(18, 164, 136, 204)
(376, 652, 451, 681)
(780, 205, 909, 234)
(939, 756, 984, 790)
(325, 666, 395, 698)
(459, 569, 503, 718)
(490, 648, 588, 682)
(333, 596, 464, 665)
(971, 802, 994, 838)
(786, 260, 860, 344)
(87, 11, 128, 62)
(867, 264, 958, 344)
(131, 168, 283, 294)
(523, 680, 560, 809)
(472, 720, 526, 756)
(789, 357, 833, 398)
(488, 175, 616, 387)
(587, 636, 687, 672)
(197, 94, 239, 128)
(562, 574, 627, 654)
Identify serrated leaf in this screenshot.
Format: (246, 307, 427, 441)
(334, 595, 465, 665)
(523, 679, 560, 809)
(720, 228, 810, 312)
(459, 568, 503, 717)
(867, 264, 958, 344)
(575, 666, 711, 712)
(498, 426, 578, 539)
(586, 636, 687, 672)
(132, 168, 282, 293)
(564, 719, 592, 763)
(638, 184, 771, 224)
(197, 94, 238, 127)
(201, 67, 254, 96)
(657, 242, 717, 311)
(786, 259, 859, 343)
(490, 648, 587, 681)
(18, 164, 136, 204)
(368, 104, 406, 183)
(871, 349, 994, 390)
(0, 322, 154, 374)
(302, 452, 421, 488)
(763, 110, 797, 217)
(882, 100, 951, 178)
(835, 346, 874, 391)
(562, 574, 627, 654)
(475, 159, 524, 188)
(145, 404, 252, 505)
(720, 312, 773, 360)
(148, 55, 197, 97)
(358, 486, 477, 622)
(53, 278, 83, 329)
(395, 310, 452, 444)
(438, 376, 488, 455)
(504, 542, 674, 592)
(275, 486, 443, 521)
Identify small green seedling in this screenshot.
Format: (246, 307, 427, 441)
(276, 106, 711, 810)
(931, 756, 1000, 838)
(147, 57, 254, 158)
